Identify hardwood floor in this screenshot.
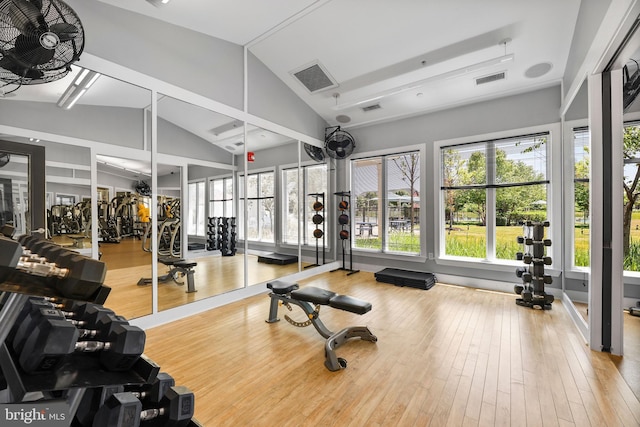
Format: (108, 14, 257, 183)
(141, 272, 640, 426)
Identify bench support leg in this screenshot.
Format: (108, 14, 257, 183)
(324, 326, 377, 371)
(185, 270, 196, 293)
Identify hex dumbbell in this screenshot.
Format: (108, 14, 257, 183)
(75, 373, 176, 426)
(53, 252, 107, 299)
(19, 318, 145, 373)
(93, 386, 195, 427)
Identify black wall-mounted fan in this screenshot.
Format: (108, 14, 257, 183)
(325, 126, 355, 160)
(0, 0, 85, 93)
(304, 143, 325, 162)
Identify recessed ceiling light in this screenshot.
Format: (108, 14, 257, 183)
(336, 115, 351, 123)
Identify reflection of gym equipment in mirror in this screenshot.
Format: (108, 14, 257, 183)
(331, 191, 359, 275)
(140, 197, 181, 257)
(305, 193, 325, 269)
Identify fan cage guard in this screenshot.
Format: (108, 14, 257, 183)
(0, 0, 85, 86)
(324, 128, 355, 160)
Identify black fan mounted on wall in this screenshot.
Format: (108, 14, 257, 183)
(0, 152, 9, 167)
(303, 142, 325, 162)
(0, 0, 85, 94)
(324, 126, 355, 160)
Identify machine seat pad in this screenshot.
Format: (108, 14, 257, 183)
(291, 286, 336, 305)
(329, 295, 372, 315)
(174, 261, 197, 269)
(159, 257, 184, 266)
(267, 280, 299, 295)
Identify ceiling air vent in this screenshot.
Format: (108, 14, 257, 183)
(475, 72, 506, 86)
(291, 61, 338, 93)
(362, 103, 381, 112)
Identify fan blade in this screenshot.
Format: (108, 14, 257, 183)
(9, 0, 48, 35)
(28, 0, 43, 10)
(0, 55, 43, 79)
(335, 147, 346, 158)
(50, 23, 79, 41)
(14, 34, 54, 65)
(327, 138, 338, 151)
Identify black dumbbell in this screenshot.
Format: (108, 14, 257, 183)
(19, 319, 145, 373)
(543, 275, 553, 284)
(516, 252, 523, 261)
(75, 373, 174, 427)
(13, 303, 120, 354)
(0, 235, 23, 269)
(515, 267, 527, 278)
(94, 386, 195, 427)
(516, 236, 524, 244)
(543, 257, 552, 265)
(50, 251, 107, 300)
(543, 239, 552, 246)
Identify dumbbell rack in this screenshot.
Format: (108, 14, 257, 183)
(514, 221, 554, 310)
(330, 191, 359, 276)
(305, 192, 326, 269)
(0, 234, 202, 426)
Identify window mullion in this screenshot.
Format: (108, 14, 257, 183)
(486, 142, 496, 261)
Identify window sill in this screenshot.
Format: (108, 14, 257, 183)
(436, 256, 561, 277)
(352, 249, 426, 263)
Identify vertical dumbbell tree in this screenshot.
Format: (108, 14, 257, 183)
(331, 192, 359, 275)
(514, 221, 554, 310)
(307, 193, 325, 268)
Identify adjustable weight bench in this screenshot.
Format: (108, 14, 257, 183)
(137, 257, 197, 293)
(266, 280, 377, 371)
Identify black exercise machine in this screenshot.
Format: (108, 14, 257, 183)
(265, 280, 377, 371)
(137, 257, 197, 293)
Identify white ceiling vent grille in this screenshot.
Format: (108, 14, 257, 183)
(362, 103, 381, 112)
(475, 72, 506, 85)
(291, 61, 338, 93)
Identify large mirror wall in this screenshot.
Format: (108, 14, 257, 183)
(0, 65, 327, 320)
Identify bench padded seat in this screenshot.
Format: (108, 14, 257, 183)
(174, 261, 197, 269)
(291, 286, 336, 305)
(158, 257, 184, 266)
(329, 295, 372, 315)
(267, 280, 299, 294)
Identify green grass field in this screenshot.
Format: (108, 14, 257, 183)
(353, 214, 640, 270)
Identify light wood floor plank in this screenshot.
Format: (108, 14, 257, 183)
(139, 271, 640, 426)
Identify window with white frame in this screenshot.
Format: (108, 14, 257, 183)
(187, 180, 205, 236)
(282, 163, 328, 245)
(440, 132, 549, 261)
(351, 151, 421, 254)
(209, 176, 233, 218)
(571, 121, 640, 272)
(238, 171, 275, 242)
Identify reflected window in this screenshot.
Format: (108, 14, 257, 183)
(187, 180, 206, 236)
(282, 163, 328, 245)
(440, 133, 549, 261)
(209, 176, 233, 218)
(238, 171, 275, 243)
(351, 151, 421, 254)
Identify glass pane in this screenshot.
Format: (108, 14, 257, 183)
(353, 158, 381, 250)
(386, 153, 420, 254)
(197, 181, 205, 236)
(247, 199, 257, 239)
(495, 184, 547, 261)
(260, 172, 274, 197)
(306, 164, 327, 246)
(260, 199, 274, 242)
(442, 144, 487, 187)
(444, 188, 486, 258)
(494, 135, 547, 185)
(187, 182, 197, 235)
(574, 129, 590, 267)
(624, 124, 640, 271)
(283, 168, 298, 244)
